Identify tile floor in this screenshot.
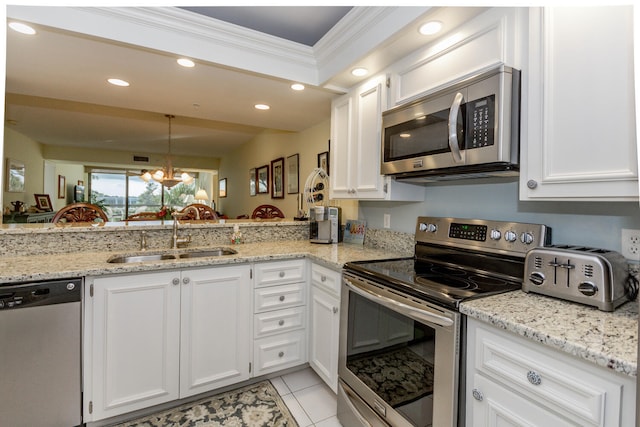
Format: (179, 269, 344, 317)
(270, 367, 342, 427)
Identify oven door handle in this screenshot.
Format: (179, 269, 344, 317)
(345, 280, 454, 327)
(448, 92, 464, 164)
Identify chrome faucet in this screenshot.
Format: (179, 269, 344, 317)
(171, 207, 198, 249)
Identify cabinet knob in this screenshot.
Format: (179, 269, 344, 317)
(527, 179, 538, 189)
(278, 351, 285, 358)
(279, 295, 285, 302)
(172, 278, 180, 286)
(278, 319, 285, 326)
(472, 388, 484, 401)
(279, 271, 285, 278)
(183, 277, 190, 285)
(333, 307, 339, 314)
(527, 370, 542, 385)
(321, 275, 327, 282)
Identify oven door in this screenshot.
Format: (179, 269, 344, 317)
(338, 272, 461, 427)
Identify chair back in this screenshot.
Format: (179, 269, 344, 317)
(251, 204, 285, 219)
(52, 203, 108, 223)
(180, 203, 218, 220)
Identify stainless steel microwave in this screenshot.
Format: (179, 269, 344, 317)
(381, 65, 520, 182)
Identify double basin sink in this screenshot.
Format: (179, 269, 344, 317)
(108, 248, 237, 263)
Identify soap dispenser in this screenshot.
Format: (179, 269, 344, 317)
(231, 224, 243, 244)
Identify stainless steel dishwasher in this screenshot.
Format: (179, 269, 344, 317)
(0, 278, 83, 427)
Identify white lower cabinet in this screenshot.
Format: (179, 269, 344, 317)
(253, 260, 308, 376)
(84, 265, 251, 422)
(466, 318, 636, 427)
(309, 263, 342, 393)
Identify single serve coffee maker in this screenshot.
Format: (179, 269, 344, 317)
(309, 206, 342, 244)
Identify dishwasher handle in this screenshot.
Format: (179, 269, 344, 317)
(0, 278, 81, 309)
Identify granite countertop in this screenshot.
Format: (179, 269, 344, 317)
(460, 291, 638, 378)
(0, 240, 411, 284)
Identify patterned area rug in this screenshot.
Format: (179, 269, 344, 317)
(346, 346, 434, 408)
(112, 380, 298, 427)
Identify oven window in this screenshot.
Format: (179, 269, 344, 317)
(346, 292, 436, 426)
(383, 106, 465, 162)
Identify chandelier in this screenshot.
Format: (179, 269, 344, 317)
(141, 114, 194, 188)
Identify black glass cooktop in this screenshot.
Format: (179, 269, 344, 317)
(344, 257, 523, 309)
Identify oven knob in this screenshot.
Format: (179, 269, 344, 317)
(419, 223, 437, 233)
(529, 272, 545, 286)
(520, 232, 534, 245)
(504, 231, 517, 242)
(578, 282, 598, 297)
(490, 229, 501, 240)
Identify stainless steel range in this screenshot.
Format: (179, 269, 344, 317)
(337, 217, 551, 427)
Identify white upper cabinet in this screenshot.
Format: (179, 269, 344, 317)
(389, 8, 526, 107)
(330, 75, 425, 201)
(520, 6, 638, 201)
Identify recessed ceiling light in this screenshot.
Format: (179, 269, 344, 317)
(419, 20, 443, 36)
(9, 22, 36, 35)
(255, 104, 270, 110)
(107, 78, 130, 87)
(177, 58, 195, 68)
(351, 67, 368, 77)
(291, 83, 305, 91)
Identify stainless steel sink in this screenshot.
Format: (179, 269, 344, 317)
(178, 248, 237, 258)
(108, 253, 177, 263)
(107, 248, 237, 263)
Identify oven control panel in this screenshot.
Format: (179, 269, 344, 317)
(416, 216, 552, 256)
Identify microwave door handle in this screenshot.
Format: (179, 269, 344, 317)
(448, 92, 464, 163)
(345, 280, 454, 327)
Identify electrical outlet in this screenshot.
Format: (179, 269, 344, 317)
(621, 229, 640, 261)
(383, 213, 391, 229)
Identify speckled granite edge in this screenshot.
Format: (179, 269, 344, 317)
(460, 291, 638, 378)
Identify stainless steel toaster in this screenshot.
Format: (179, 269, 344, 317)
(523, 245, 638, 311)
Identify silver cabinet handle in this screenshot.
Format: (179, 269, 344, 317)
(183, 277, 190, 285)
(279, 295, 285, 301)
(333, 307, 339, 314)
(172, 278, 180, 286)
(448, 92, 464, 163)
(278, 319, 285, 326)
(527, 370, 542, 385)
(472, 388, 484, 401)
(279, 271, 285, 278)
(321, 275, 327, 282)
(278, 351, 284, 358)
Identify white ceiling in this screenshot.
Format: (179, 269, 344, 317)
(4, 6, 486, 164)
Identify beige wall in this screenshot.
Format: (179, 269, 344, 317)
(3, 127, 44, 211)
(217, 119, 357, 221)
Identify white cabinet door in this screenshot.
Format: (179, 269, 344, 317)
(87, 271, 181, 421)
(309, 286, 340, 393)
(521, 6, 638, 201)
(179, 265, 251, 398)
(330, 75, 424, 201)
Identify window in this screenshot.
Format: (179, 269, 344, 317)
(89, 169, 198, 221)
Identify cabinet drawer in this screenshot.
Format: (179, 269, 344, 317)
(254, 307, 305, 338)
(311, 263, 341, 296)
(254, 283, 305, 313)
(254, 260, 306, 288)
(473, 324, 623, 426)
(253, 330, 307, 376)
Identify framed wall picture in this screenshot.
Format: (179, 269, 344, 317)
(219, 178, 227, 198)
(257, 165, 269, 194)
(249, 168, 256, 196)
(34, 194, 53, 211)
(5, 158, 25, 192)
(318, 151, 329, 175)
(286, 154, 299, 194)
(58, 175, 66, 199)
(271, 157, 284, 199)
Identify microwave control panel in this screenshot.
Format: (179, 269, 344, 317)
(467, 94, 495, 149)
